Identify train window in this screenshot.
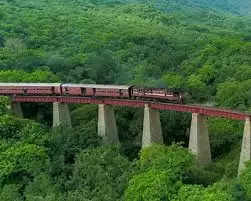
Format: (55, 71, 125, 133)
(81, 88, 86, 96)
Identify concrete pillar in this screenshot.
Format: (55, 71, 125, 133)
(142, 104, 163, 148)
(53, 102, 71, 128)
(189, 113, 211, 166)
(11, 102, 23, 118)
(238, 117, 251, 176)
(98, 104, 119, 145)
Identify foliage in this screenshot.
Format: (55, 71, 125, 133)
(162, 73, 185, 90)
(24, 173, 62, 201)
(216, 80, 251, 110)
(124, 145, 194, 201)
(239, 161, 251, 200)
(46, 124, 101, 191)
(125, 169, 182, 201)
(174, 182, 235, 201)
(174, 185, 204, 201)
(0, 115, 48, 144)
(138, 144, 194, 177)
(0, 184, 23, 201)
(71, 105, 98, 127)
(0, 69, 59, 83)
(208, 118, 243, 158)
(184, 163, 224, 186)
(0, 0, 250, 200)
(0, 97, 9, 115)
(69, 146, 134, 201)
(0, 143, 48, 184)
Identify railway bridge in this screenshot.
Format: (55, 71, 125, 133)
(6, 95, 251, 175)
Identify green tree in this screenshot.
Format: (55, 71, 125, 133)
(125, 169, 182, 201)
(24, 173, 62, 201)
(0, 143, 48, 184)
(138, 144, 194, 177)
(0, 97, 9, 116)
(186, 74, 208, 101)
(0, 184, 23, 201)
(239, 161, 251, 200)
(125, 145, 195, 201)
(174, 182, 235, 201)
(162, 73, 184, 89)
(69, 146, 134, 201)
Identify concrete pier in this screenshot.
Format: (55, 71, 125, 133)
(53, 102, 72, 128)
(98, 104, 119, 145)
(142, 104, 163, 148)
(11, 102, 23, 118)
(189, 113, 211, 166)
(238, 117, 251, 176)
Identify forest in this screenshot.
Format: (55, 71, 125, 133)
(0, 0, 251, 200)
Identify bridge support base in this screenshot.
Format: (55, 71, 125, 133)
(98, 104, 119, 145)
(189, 113, 211, 166)
(11, 102, 23, 118)
(238, 117, 251, 176)
(53, 102, 72, 128)
(142, 104, 163, 148)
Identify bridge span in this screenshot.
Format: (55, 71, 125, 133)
(12, 95, 251, 120)
(6, 95, 251, 175)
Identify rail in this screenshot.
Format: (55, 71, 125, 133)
(10, 95, 251, 120)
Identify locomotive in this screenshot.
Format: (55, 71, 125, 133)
(0, 83, 184, 104)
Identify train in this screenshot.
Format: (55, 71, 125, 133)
(0, 83, 184, 104)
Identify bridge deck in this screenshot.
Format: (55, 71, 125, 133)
(11, 96, 251, 121)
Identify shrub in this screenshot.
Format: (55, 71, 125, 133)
(138, 144, 194, 177)
(69, 146, 134, 201)
(125, 169, 182, 201)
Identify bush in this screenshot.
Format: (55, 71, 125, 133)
(184, 163, 224, 186)
(46, 123, 101, 190)
(174, 184, 204, 201)
(69, 146, 134, 201)
(0, 143, 48, 185)
(208, 118, 243, 159)
(125, 169, 182, 201)
(138, 144, 194, 177)
(24, 173, 62, 201)
(239, 161, 251, 200)
(0, 96, 8, 116)
(0, 184, 23, 201)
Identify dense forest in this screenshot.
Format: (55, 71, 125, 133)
(0, 0, 251, 200)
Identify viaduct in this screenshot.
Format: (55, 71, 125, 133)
(7, 95, 251, 176)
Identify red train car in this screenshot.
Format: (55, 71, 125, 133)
(0, 83, 62, 96)
(0, 83, 184, 104)
(61, 84, 133, 98)
(131, 87, 183, 103)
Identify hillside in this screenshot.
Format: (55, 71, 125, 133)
(151, 0, 251, 15)
(0, 0, 251, 200)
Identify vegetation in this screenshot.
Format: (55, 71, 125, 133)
(0, 0, 251, 200)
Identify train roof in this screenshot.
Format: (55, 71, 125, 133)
(62, 84, 133, 90)
(0, 83, 61, 87)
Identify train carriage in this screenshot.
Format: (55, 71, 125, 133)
(0, 83, 62, 96)
(131, 87, 183, 103)
(0, 83, 184, 104)
(61, 84, 133, 98)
